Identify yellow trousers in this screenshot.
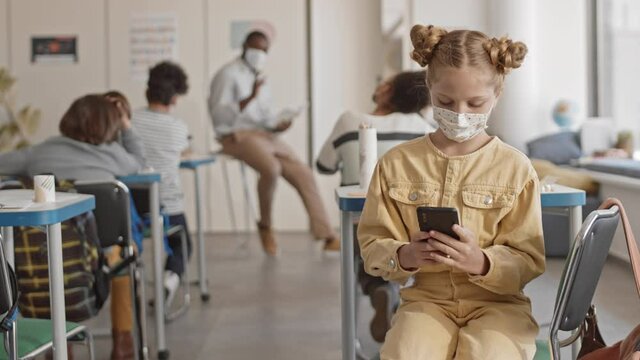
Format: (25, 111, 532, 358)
(380, 272, 538, 360)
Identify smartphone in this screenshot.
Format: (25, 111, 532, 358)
(416, 206, 460, 239)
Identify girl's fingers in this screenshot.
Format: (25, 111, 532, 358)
(429, 231, 464, 252)
(430, 252, 457, 267)
(452, 225, 475, 244)
(410, 231, 431, 242)
(427, 240, 459, 260)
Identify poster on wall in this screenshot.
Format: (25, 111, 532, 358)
(230, 20, 276, 49)
(31, 36, 78, 64)
(130, 13, 178, 81)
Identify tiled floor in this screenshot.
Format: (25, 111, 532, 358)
(68, 231, 640, 360)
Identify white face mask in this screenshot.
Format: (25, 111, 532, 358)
(244, 48, 267, 72)
(433, 105, 493, 143)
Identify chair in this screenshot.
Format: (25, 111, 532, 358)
(73, 180, 150, 360)
(215, 151, 258, 233)
(0, 234, 95, 360)
(534, 205, 621, 359)
(127, 187, 191, 321)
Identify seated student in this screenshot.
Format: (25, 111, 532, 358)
(0, 93, 144, 360)
(131, 61, 191, 307)
(316, 70, 434, 342)
(358, 24, 545, 359)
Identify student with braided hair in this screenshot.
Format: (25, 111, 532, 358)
(357, 24, 544, 359)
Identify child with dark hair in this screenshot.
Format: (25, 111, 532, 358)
(132, 61, 192, 307)
(316, 70, 434, 342)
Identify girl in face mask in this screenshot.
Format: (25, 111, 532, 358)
(357, 25, 545, 360)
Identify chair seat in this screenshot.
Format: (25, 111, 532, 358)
(0, 318, 84, 360)
(534, 339, 551, 360)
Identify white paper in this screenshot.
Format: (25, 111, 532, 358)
(0, 199, 33, 210)
(34, 175, 56, 203)
(129, 13, 179, 81)
(275, 104, 307, 123)
(359, 127, 377, 190)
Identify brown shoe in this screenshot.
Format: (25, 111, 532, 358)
(257, 222, 278, 256)
(323, 236, 340, 251)
(111, 329, 135, 360)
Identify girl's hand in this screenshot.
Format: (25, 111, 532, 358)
(106, 97, 131, 130)
(427, 224, 490, 275)
(116, 102, 132, 130)
(397, 231, 439, 270)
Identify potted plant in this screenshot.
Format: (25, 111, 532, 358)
(0, 67, 41, 152)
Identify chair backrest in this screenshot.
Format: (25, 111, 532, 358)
(549, 206, 620, 355)
(0, 235, 15, 316)
(129, 188, 151, 215)
(74, 180, 132, 249)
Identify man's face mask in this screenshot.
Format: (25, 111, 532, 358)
(244, 48, 268, 73)
(432, 105, 493, 143)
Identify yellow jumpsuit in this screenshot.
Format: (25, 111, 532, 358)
(357, 135, 545, 360)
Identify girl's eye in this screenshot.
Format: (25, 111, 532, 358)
(439, 100, 453, 106)
(469, 102, 485, 108)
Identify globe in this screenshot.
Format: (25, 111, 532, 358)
(552, 100, 578, 130)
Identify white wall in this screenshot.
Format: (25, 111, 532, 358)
(411, 0, 589, 147)
(536, 0, 588, 136)
(412, 0, 489, 33)
(0, 0, 8, 68)
(0, 0, 592, 232)
(0, 0, 313, 233)
(106, 0, 209, 231)
(310, 0, 384, 229)
(206, 0, 310, 232)
(8, 0, 108, 142)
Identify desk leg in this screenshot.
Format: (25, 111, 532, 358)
(47, 223, 68, 360)
(570, 205, 583, 360)
(1, 227, 13, 268)
(7, 320, 17, 360)
(0, 230, 17, 360)
(194, 168, 209, 301)
(340, 211, 355, 360)
(150, 183, 168, 359)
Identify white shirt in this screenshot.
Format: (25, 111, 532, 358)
(208, 58, 276, 136)
(316, 111, 435, 186)
(132, 108, 189, 215)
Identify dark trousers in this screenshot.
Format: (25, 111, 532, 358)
(165, 214, 193, 277)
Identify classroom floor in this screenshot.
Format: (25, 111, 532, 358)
(68, 231, 640, 360)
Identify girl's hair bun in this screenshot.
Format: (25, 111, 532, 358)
(410, 24, 448, 67)
(483, 36, 528, 73)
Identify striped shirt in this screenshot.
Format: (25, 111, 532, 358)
(132, 108, 189, 215)
(316, 111, 435, 186)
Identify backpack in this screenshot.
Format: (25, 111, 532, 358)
(13, 211, 110, 322)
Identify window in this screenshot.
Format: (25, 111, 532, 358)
(595, 0, 640, 156)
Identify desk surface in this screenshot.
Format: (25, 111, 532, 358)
(0, 190, 95, 226)
(118, 172, 162, 185)
(336, 184, 586, 212)
(180, 155, 217, 169)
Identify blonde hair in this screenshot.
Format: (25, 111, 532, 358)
(410, 24, 527, 94)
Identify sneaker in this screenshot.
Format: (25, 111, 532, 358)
(369, 283, 396, 343)
(163, 270, 180, 309)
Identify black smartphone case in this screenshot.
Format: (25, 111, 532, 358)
(416, 207, 460, 239)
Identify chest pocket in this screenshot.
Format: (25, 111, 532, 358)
(461, 186, 516, 247)
(388, 183, 440, 231)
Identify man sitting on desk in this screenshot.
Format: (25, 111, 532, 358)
(208, 30, 339, 255)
